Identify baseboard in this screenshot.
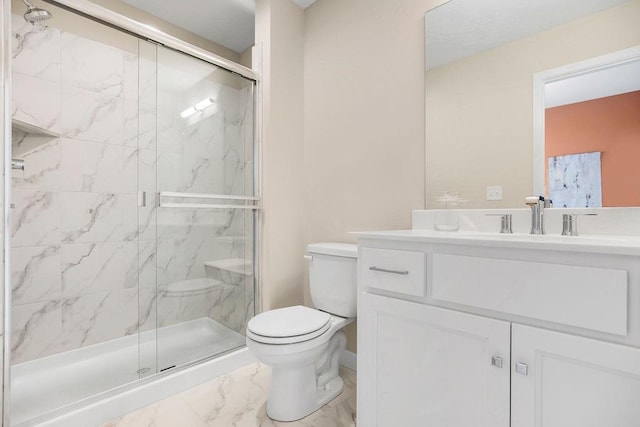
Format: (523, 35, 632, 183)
(339, 350, 357, 371)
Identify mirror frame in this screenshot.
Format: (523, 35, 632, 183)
(532, 45, 640, 197)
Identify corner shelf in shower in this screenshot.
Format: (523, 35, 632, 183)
(163, 278, 226, 296)
(204, 258, 253, 276)
(11, 119, 60, 159)
(12, 119, 60, 138)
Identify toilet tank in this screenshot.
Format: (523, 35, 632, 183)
(307, 243, 357, 318)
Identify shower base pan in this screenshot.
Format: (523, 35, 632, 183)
(11, 318, 249, 426)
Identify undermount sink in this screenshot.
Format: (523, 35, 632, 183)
(455, 231, 640, 245)
(355, 229, 640, 256)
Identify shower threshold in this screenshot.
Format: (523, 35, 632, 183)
(10, 318, 245, 426)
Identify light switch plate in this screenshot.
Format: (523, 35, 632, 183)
(486, 185, 503, 201)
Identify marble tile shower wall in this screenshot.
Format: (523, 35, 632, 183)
(10, 17, 141, 364)
(10, 16, 138, 363)
(9, 17, 255, 365)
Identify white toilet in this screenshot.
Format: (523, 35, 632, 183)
(246, 242, 357, 422)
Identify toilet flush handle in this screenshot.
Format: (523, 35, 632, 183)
(303, 254, 313, 261)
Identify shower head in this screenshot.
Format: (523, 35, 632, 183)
(22, 0, 52, 24)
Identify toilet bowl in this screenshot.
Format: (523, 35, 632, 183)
(246, 243, 357, 422)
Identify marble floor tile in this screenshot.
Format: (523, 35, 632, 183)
(103, 363, 356, 427)
(103, 397, 207, 427)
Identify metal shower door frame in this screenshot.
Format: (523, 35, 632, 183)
(1, 0, 12, 424)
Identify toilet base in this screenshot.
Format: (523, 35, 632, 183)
(262, 330, 347, 422)
(316, 375, 344, 408)
(266, 374, 344, 422)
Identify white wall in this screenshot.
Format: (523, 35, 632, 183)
(238, 0, 448, 352)
(303, 0, 444, 351)
(255, 0, 306, 311)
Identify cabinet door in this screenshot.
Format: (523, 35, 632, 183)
(358, 293, 511, 427)
(512, 324, 640, 427)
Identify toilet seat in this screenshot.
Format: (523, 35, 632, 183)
(247, 306, 331, 345)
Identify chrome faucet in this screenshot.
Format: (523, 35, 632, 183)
(485, 213, 513, 234)
(525, 196, 546, 234)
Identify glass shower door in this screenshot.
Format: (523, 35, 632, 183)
(8, 4, 257, 424)
(9, 11, 148, 423)
(151, 45, 256, 372)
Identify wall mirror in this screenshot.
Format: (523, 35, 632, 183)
(425, 0, 640, 208)
(533, 48, 640, 207)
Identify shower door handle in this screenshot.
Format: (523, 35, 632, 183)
(12, 159, 25, 171)
(138, 191, 146, 207)
(158, 192, 260, 210)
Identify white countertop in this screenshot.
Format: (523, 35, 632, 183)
(355, 229, 640, 256)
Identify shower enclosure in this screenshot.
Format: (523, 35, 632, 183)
(3, 0, 258, 425)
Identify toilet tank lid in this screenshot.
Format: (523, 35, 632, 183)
(307, 243, 357, 258)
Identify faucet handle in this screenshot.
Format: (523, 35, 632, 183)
(485, 213, 513, 234)
(561, 213, 597, 236)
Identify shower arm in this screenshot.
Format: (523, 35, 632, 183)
(22, 0, 35, 8)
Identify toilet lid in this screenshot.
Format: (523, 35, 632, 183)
(248, 305, 331, 338)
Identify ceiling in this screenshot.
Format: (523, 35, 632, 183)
(120, 0, 318, 53)
(425, 0, 629, 70)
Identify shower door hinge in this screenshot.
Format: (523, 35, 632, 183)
(138, 191, 146, 208)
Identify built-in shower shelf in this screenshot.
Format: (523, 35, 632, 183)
(205, 258, 253, 275)
(12, 119, 60, 138)
(163, 278, 225, 296)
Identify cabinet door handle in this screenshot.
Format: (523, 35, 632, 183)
(515, 362, 529, 376)
(369, 266, 409, 275)
(491, 356, 503, 368)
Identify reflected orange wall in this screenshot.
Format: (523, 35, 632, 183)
(545, 90, 640, 206)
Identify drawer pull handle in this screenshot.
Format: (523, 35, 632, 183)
(369, 266, 409, 275)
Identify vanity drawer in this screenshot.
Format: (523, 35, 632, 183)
(431, 254, 628, 335)
(360, 248, 426, 297)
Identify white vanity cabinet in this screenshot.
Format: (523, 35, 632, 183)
(357, 236, 640, 427)
(358, 292, 511, 427)
(511, 324, 640, 427)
